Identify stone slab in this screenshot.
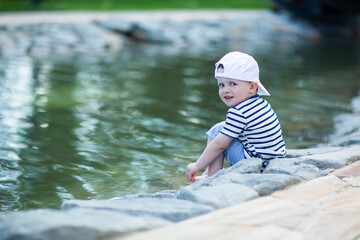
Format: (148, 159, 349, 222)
(343, 177, 360, 186)
(123, 224, 305, 240)
(319, 187, 360, 214)
(331, 160, 360, 178)
(123, 224, 257, 240)
(122, 196, 312, 240)
(239, 225, 304, 240)
(272, 175, 350, 206)
(196, 196, 314, 229)
(300, 208, 360, 240)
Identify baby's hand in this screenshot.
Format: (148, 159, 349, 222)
(186, 163, 199, 182)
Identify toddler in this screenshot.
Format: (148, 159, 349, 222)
(186, 51, 286, 182)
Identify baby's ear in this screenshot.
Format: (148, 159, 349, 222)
(250, 82, 258, 93)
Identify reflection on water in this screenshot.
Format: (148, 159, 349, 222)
(0, 36, 359, 211)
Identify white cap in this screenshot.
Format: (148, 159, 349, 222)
(214, 51, 270, 96)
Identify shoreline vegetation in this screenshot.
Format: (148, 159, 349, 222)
(0, 0, 271, 12)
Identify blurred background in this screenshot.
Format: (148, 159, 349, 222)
(0, 0, 270, 11)
(0, 0, 359, 212)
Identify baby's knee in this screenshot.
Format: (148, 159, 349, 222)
(206, 121, 225, 141)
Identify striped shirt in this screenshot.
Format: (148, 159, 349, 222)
(221, 94, 286, 160)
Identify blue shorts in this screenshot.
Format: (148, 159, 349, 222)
(206, 121, 245, 166)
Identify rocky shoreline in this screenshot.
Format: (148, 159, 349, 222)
(0, 10, 321, 58)
(1, 93, 359, 239)
(1, 11, 360, 240)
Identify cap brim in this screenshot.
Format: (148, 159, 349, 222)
(258, 82, 270, 96)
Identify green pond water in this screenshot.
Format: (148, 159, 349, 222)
(0, 36, 359, 211)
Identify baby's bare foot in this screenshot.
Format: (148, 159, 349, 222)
(194, 174, 208, 182)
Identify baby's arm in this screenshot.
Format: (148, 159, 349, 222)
(186, 133, 233, 181)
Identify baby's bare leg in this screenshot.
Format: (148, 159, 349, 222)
(195, 138, 225, 181)
(207, 153, 225, 176)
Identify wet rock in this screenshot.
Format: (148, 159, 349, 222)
(62, 197, 214, 222)
(0, 208, 170, 240)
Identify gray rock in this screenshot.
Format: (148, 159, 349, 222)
(0, 30, 17, 56)
(183, 22, 227, 45)
(128, 21, 173, 43)
(351, 95, 360, 113)
(299, 145, 360, 169)
(326, 114, 360, 146)
(0, 208, 170, 240)
(209, 172, 301, 196)
(62, 197, 213, 222)
(51, 24, 79, 47)
(286, 147, 342, 158)
(0, 10, 324, 57)
(176, 183, 259, 209)
(264, 158, 321, 180)
(73, 23, 122, 51)
(224, 158, 263, 174)
(344, 137, 360, 146)
(100, 17, 135, 33)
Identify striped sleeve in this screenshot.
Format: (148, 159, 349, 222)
(221, 108, 246, 138)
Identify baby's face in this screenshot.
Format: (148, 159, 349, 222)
(217, 78, 256, 107)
